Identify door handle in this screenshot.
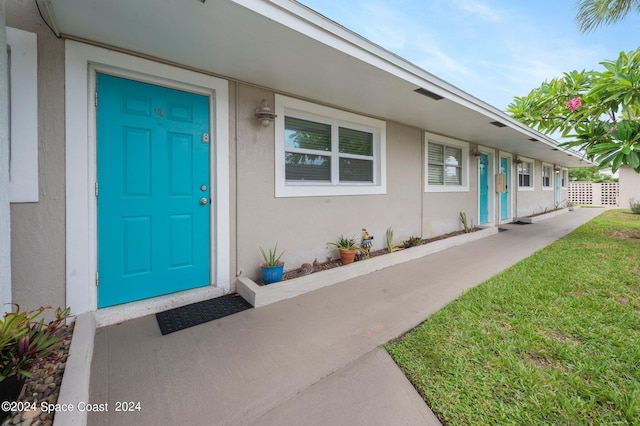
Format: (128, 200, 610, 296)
(199, 198, 208, 205)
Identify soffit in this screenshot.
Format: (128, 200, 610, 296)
(46, 0, 589, 167)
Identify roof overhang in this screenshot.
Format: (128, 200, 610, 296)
(45, 0, 589, 167)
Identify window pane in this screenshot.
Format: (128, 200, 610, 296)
(444, 146, 461, 166)
(445, 166, 461, 185)
(285, 153, 330, 181)
(519, 174, 530, 187)
(285, 117, 331, 151)
(428, 143, 444, 164)
(339, 158, 373, 182)
(339, 127, 373, 156)
(428, 165, 444, 185)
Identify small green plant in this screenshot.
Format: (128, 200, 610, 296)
(259, 243, 285, 267)
(386, 227, 399, 252)
(328, 235, 360, 251)
(459, 212, 471, 233)
(403, 236, 424, 248)
(1, 305, 71, 381)
(630, 198, 640, 214)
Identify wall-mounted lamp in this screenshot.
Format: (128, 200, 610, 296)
(470, 148, 482, 158)
(254, 99, 277, 127)
(514, 156, 523, 164)
(554, 165, 561, 173)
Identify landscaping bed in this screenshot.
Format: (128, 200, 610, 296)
(239, 227, 497, 307)
(2, 322, 74, 426)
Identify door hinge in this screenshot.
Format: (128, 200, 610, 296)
(95, 92, 98, 108)
(96, 272, 99, 286)
(202, 133, 209, 144)
(95, 182, 99, 197)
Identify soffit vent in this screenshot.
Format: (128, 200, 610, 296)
(490, 121, 506, 128)
(414, 88, 444, 101)
(528, 138, 538, 142)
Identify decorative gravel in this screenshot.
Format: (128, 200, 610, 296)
(2, 322, 74, 426)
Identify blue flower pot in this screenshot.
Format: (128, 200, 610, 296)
(262, 264, 284, 284)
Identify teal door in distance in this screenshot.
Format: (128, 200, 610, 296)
(479, 154, 489, 224)
(97, 73, 211, 308)
(500, 156, 510, 221)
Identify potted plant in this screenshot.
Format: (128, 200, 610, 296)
(260, 244, 285, 284)
(1, 305, 70, 421)
(328, 235, 360, 265)
(567, 201, 577, 211)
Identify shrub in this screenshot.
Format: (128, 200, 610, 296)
(630, 198, 640, 214)
(1, 305, 71, 381)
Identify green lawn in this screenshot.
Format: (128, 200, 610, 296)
(385, 210, 640, 425)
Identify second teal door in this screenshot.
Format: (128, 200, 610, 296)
(97, 74, 211, 308)
(479, 154, 489, 224)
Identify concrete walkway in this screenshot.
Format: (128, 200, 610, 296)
(87, 208, 603, 426)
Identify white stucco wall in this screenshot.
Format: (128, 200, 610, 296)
(619, 166, 640, 208)
(514, 160, 558, 218)
(7, 0, 66, 312)
(235, 84, 423, 281)
(0, 0, 12, 314)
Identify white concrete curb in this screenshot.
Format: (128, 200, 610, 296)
(53, 312, 95, 426)
(238, 227, 499, 307)
(515, 208, 568, 224)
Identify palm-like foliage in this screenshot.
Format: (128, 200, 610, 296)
(507, 47, 640, 173)
(576, 0, 640, 33)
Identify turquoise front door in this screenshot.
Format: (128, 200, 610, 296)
(479, 154, 489, 224)
(97, 74, 211, 308)
(500, 156, 510, 221)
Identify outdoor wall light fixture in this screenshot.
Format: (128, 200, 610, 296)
(254, 99, 277, 127)
(514, 156, 523, 164)
(471, 148, 482, 158)
(554, 165, 561, 173)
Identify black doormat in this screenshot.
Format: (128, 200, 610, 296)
(156, 294, 253, 335)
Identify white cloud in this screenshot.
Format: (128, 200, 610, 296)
(453, 0, 500, 22)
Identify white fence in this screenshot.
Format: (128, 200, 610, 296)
(568, 182, 619, 206)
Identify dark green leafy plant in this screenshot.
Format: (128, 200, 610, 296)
(403, 236, 424, 248)
(328, 235, 360, 251)
(1, 305, 71, 381)
(507, 47, 640, 173)
(259, 244, 285, 267)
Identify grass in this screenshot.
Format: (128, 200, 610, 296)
(385, 210, 640, 425)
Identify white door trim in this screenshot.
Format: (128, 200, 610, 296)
(65, 40, 230, 316)
(499, 152, 514, 224)
(477, 146, 495, 226)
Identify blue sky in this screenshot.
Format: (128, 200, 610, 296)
(298, 0, 640, 111)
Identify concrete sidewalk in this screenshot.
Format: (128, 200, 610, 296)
(87, 208, 603, 426)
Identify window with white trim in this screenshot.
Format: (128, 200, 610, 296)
(424, 134, 469, 192)
(542, 164, 552, 189)
(517, 160, 534, 190)
(275, 95, 386, 197)
(561, 169, 568, 188)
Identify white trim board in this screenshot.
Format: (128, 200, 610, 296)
(65, 40, 230, 316)
(7, 27, 38, 203)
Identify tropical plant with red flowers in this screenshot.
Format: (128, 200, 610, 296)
(507, 47, 640, 173)
(0, 305, 71, 381)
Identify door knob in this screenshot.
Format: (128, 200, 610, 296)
(200, 198, 208, 205)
